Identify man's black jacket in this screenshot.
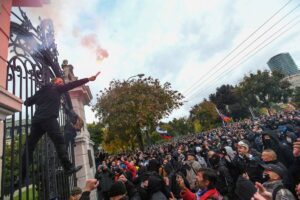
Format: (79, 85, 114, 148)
(24, 78, 89, 123)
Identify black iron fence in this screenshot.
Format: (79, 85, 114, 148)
(1, 8, 77, 200)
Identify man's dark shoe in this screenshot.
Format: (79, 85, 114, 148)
(65, 165, 82, 175)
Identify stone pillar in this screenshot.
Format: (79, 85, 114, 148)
(0, 0, 22, 194)
(62, 61, 96, 199)
(0, 0, 13, 88)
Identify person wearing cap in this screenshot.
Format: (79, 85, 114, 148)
(184, 151, 202, 192)
(261, 148, 297, 193)
(260, 163, 295, 200)
(232, 140, 263, 183)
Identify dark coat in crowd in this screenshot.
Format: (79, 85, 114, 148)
(262, 131, 294, 168)
(231, 153, 263, 183)
(147, 174, 169, 200)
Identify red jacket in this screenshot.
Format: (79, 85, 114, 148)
(180, 188, 221, 200)
(124, 161, 137, 178)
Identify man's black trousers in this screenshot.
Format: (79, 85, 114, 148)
(21, 118, 73, 178)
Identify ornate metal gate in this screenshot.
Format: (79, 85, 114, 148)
(1, 8, 77, 200)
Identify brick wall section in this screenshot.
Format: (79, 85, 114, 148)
(0, 0, 12, 88)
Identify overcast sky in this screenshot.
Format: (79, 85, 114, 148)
(20, 0, 300, 123)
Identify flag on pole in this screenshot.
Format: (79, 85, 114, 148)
(215, 107, 231, 123)
(156, 126, 172, 140)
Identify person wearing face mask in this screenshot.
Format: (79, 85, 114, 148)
(262, 132, 293, 168)
(260, 163, 295, 200)
(260, 148, 297, 197)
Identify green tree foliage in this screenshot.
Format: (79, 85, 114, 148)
(193, 119, 202, 132)
(209, 85, 237, 111)
(209, 84, 250, 119)
(236, 70, 293, 108)
(189, 100, 219, 131)
(87, 122, 104, 151)
(165, 117, 193, 136)
(92, 76, 183, 151)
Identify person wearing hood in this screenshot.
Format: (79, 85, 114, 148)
(262, 132, 293, 168)
(147, 174, 169, 200)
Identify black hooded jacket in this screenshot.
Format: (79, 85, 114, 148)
(262, 131, 293, 168)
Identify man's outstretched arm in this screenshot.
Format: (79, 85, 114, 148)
(57, 72, 100, 93)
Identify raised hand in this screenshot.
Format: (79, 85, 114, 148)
(84, 178, 99, 192)
(118, 174, 128, 183)
(88, 72, 101, 81)
(255, 182, 272, 200)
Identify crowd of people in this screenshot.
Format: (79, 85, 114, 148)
(78, 111, 300, 200)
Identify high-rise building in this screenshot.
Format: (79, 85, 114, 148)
(267, 53, 299, 76)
